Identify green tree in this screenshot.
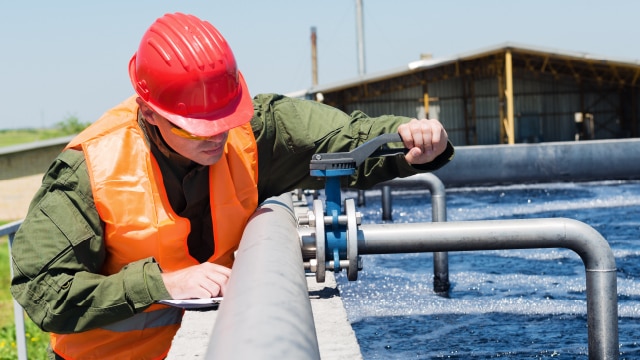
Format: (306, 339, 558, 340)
(55, 115, 90, 135)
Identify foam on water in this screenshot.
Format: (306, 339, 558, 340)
(332, 180, 640, 359)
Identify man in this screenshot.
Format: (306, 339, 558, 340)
(10, 12, 454, 359)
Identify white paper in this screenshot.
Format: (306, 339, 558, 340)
(158, 297, 223, 309)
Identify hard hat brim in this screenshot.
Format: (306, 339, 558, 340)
(146, 72, 254, 137)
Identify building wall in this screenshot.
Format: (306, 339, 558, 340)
(330, 69, 634, 146)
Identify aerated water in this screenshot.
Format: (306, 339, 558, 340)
(336, 180, 640, 359)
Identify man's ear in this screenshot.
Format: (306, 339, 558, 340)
(136, 97, 158, 125)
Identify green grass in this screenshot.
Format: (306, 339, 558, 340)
(0, 129, 71, 148)
(0, 228, 48, 359)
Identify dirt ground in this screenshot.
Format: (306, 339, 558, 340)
(0, 174, 43, 221)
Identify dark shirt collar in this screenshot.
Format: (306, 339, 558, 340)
(136, 111, 214, 262)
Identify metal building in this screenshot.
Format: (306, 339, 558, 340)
(298, 42, 640, 146)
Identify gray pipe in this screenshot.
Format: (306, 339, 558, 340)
(378, 173, 451, 294)
(206, 193, 320, 360)
(381, 185, 392, 220)
(358, 217, 618, 360)
(1, 221, 27, 360)
(433, 138, 640, 187)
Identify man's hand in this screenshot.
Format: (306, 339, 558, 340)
(397, 118, 449, 165)
(161, 262, 231, 299)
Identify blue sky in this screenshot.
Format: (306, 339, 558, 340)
(2, 0, 639, 129)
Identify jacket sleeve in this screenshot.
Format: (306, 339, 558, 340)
(9, 149, 171, 333)
(251, 93, 454, 202)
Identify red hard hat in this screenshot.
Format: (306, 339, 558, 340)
(129, 12, 253, 136)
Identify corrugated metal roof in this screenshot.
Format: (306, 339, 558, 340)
(286, 42, 640, 97)
(450, 41, 640, 64)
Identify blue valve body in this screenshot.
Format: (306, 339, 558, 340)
(309, 134, 401, 273)
(311, 169, 354, 271)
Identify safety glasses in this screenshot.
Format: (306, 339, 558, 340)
(145, 109, 213, 141)
(169, 124, 211, 141)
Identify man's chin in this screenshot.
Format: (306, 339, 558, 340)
(196, 154, 223, 166)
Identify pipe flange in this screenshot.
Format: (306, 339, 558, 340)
(345, 198, 359, 281)
(313, 199, 326, 282)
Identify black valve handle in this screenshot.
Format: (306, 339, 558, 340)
(310, 133, 407, 171)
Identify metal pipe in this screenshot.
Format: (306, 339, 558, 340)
(432, 138, 640, 188)
(378, 173, 450, 293)
(207, 193, 320, 360)
(358, 217, 618, 360)
(381, 185, 392, 220)
(355, 0, 366, 76)
(427, 179, 450, 295)
(310, 27, 318, 86)
(0, 220, 27, 360)
(357, 189, 366, 206)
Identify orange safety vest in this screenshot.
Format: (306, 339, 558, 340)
(51, 96, 258, 360)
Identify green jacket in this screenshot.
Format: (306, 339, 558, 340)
(10, 93, 454, 334)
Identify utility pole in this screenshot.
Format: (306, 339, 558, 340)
(355, 0, 366, 76)
(310, 26, 318, 86)
(355, 0, 367, 205)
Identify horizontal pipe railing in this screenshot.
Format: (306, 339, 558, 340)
(0, 220, 27, 360)
(357, 217, 618, 360)
(207, 193, 321, 359)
